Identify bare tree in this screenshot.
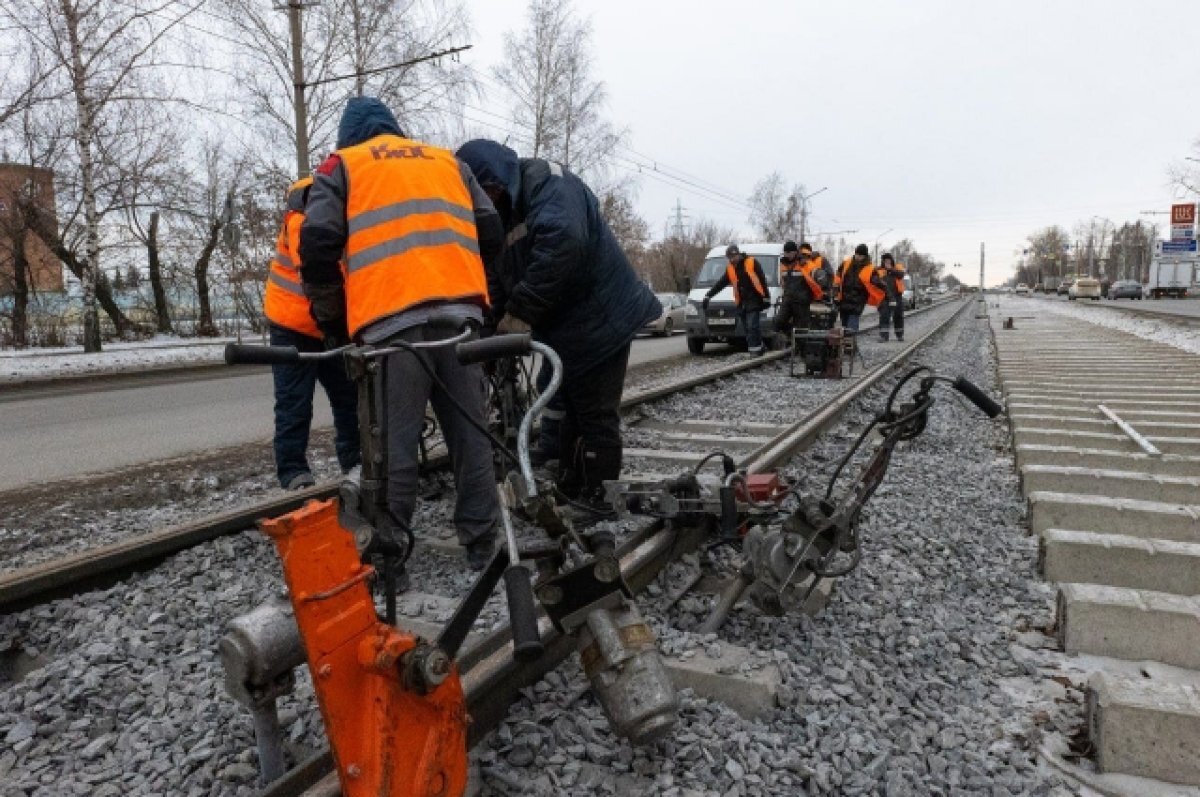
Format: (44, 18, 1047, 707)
(0, 0, 201, 350)
(599, 184, 649, 260)
(640, 217, 736, 292)
(748, 172, 805, 241)
(494, 0, 624, 180)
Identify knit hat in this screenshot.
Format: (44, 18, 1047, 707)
(854, 244, 869, 256)
(783, 241, 798, 253)
(725, 244, 741, 257)
(881, 253, 895, 266)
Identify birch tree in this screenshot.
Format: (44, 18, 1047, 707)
(494, 0, 624, 180)
(0, 0, 201, 350)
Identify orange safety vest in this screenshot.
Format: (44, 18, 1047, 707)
(800, 256, 827, 301)
(340, 134, 489, 338)
(836, 258, 885, 307)
(726, 257, 767, 306)
(263, 177, 322, 338)
(888, 263, 907, 294)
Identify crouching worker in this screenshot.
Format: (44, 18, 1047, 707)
(299, 97, 506, 571)
(455, 139, 661, 510)
(263, 177, 360, 490)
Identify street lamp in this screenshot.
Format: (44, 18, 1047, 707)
(873, 228, 894, 263)
(796, 186, 828, 244)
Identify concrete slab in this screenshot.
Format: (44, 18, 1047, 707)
(658, 431, 772, 450)
(1088, 670, 1200, 787)
(664, 640, 781, 720)
(637, 418, 789, 435)
(1029, 491, 1200, 543)
(1015, 428, 1200, 455)
(1042, 529, 1200, 596)
(1022, 465, 1200, 505)
(1012, 414, 1200, 436)
(1010, 403, 1200, 422)
(1015, 445, 1200, 479)
(1057, 583, 1200, 669)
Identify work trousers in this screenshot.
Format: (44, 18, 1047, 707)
(558, 342, 631, 498)
(838, 308, 861, 333)
(270, 324, 360, 487)
(878, 300, 905, 340)
(738, 306, 764, 350)
(775, 291, 813, 336)
(382, 326, 498, 547)
(534, 359, 565, 464)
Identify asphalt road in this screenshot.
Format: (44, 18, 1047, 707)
(1036, 293, 1200, 319)
(1, 333, 693, 491)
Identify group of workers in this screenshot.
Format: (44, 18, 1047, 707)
(260, 96, 660, 571)
(259, 95, 914, 575)
(702, 241, 908, 353)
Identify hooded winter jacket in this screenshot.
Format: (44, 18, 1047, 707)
(455, 139, 661, 378)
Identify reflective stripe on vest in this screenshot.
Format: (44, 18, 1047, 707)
(726, 257, 767, 306)
(801, 257, 826, 301)
(340, 135, 488, 337)
(263, 206, 321, 338)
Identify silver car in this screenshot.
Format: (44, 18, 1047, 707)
(643, 293, 687, 336)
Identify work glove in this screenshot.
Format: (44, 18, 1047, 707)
(323, 332, 351, 351)
(497, 313, 531, 334)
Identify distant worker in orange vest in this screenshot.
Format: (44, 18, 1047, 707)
(702, 244, 770, 355)
(263, 177, 360, 490)
(776, 241, 834, 343)
(835, 244, 892, 333)
(878, 253, 906, 341)
(299, 97, 506, 572)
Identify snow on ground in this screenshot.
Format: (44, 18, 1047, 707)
(0, 336, 248, 383)
(996, 296, 1200, 355)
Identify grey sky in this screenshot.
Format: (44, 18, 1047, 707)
(466, 0, 1200, 284)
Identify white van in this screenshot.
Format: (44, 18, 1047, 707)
(684, 243, 783, 355)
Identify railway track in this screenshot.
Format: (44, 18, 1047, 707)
(0, 298, 959, 613)
(0, 298, 974, 797)
(989, 296, 1200, 794)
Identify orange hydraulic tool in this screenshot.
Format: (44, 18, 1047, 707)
(261, 499, 469, 797)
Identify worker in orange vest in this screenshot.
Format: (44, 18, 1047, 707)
(299, 97, 506, 571)
(878, 253, 906, 341)
(702, 244, 770, 354)
(835, 244, 891, 332)
(776, 241, 834, 343)
(263, 177, 360, 490)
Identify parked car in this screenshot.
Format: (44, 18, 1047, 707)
(1014, 283, 1030, 296)
(902, 275, 916, 309)
(1069, 277, 1102, 300)
(1107, 280, 1144, 300)
(643, 292, 687, 336)
(1056, 279, 1073, 296)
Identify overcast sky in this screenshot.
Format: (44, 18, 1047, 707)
(462, 0, 1200, 285)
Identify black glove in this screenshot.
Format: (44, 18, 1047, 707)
(323, 332, 351, 351)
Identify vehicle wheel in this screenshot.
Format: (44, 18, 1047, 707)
(687, 336, 705, 355)
(662, 318, 673, 336)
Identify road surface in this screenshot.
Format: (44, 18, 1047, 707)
(1, 333, 694, 491)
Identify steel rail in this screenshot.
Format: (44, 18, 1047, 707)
(0, 300, 960, 613)
(266, 297, 970, 797)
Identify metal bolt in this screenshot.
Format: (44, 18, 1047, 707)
(318, 664, 332, 679)
(538, 585, 563, 606)
(594, 557, 620, 584)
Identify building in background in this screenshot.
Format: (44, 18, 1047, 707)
(0, 163, 63, 295)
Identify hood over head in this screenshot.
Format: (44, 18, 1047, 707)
(336, 97, 405, 149)
(455, 139, 521, 209)
(881, 253, 895, 266)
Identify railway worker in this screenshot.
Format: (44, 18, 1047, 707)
(263, 176, 360, 490)
(835, 244, 890, 332)
(299, 97, 506, 571)
(454, 138, 661, 510)
(702, 244, 770, 355)
(878, 253, 906, 341)
(775, 241, 834, 345)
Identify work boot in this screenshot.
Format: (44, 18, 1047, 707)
(285, 472, 316, 490)
(465, 536, 496, 572)
(895, 332, 904, 342)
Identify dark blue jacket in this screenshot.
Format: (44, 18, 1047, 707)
(456, 140, 661, 377)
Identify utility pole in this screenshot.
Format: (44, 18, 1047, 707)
(979, 242, 985, 292)
(798, 186, 827, 245)
(285, 1, 311, 178)
(671, 199, 687, 239)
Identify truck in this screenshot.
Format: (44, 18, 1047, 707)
(1147, 258, 1194, 299)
